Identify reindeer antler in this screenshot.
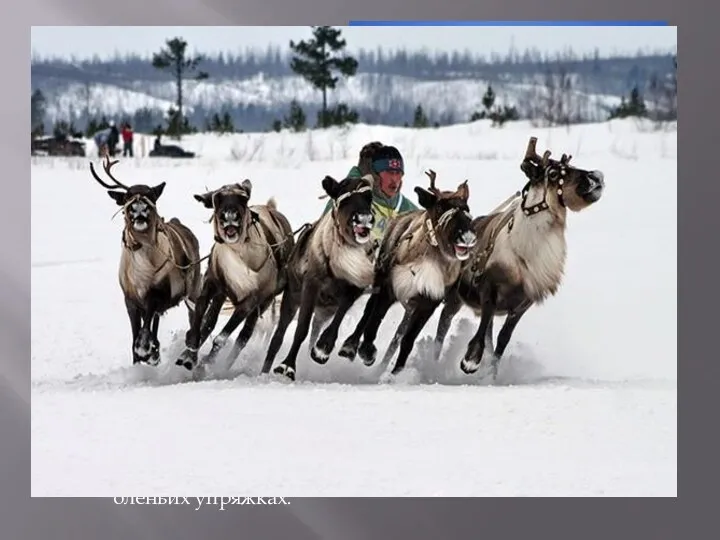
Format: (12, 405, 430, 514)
(524, 137, 553, 168)
(560, 153, 573, 165)
(425, 169, 439, 194)
(524, 137, 540, 161)
(90, 155, 130, 191)
(541, 150, 552, 167)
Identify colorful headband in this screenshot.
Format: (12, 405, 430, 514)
(372, 158, 404, 174)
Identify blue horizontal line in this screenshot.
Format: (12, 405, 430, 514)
(348, 21, 669, 26)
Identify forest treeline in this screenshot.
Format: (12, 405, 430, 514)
(31, 31, 677, 137)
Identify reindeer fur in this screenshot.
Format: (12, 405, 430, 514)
(434, 137, 606, 377)
(338, 171, 478, 376)
(175, 181, 295, 371)
(90, 156, 202, 366)
(262, 174, 377, 381)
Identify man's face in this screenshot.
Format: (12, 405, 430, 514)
(378, 170, 403, 198)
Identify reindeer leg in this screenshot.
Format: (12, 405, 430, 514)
(196, 293, 261, 369)
(461, 282, 497, 375)
(202, 291, 262, 366)
(201, 304, 243, 365)
(261, 287, 299, 375)
(357, 284, 397, 367)
(309, 309, 331, 354)
(227, 295, 275, 362)
(312, 285, 365, 365)
(379, 307, 412, 367)
(492, 301, 532, 374)
(388, 298, 441, 376)
(134, 297, 162, 367)
(176, 279, 220, 371)
(148, 312, 161, 365)
(198, 293, 225, 346)
(338, 292, 378, 361)
(273, 280, 320, 381)
(434, 287, 463, 362)
(125, 299, 143, 365)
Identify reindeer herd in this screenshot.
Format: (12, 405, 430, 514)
(88, 136, 605, 383)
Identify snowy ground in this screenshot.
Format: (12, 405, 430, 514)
(31, 119, 677, 497)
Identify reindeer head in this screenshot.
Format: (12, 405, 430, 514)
(322, 174, 375, 245)
(194, 180, 253, 244)
(90, 156, 166, 237)
(414, 170, 477, 261)
(520, 137, 605, 215)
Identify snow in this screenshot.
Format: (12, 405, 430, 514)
(31, 118, 677, 497)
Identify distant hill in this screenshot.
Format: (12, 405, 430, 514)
(31, 47, 677, 133)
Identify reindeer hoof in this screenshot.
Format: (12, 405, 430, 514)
(460, 357, 481, 375)
(390, 364, 406, 376)
(202, 340, 225, 365)
(147, 349, 161, 367)
(310, 347, 329, 365)
(175, 349, 197, 371)
(133, 332, 155, 361)
(358, 342, 377, 367)
(338, 340, 358, 361)
(178, 360, 194, 371)
(310, 344, 330, 365)
(272, 364, 296, 381)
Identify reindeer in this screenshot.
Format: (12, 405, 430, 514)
(336, 170, 478, 376)
(174, 180, 295, 371)
(260, 174, 376, 381)
(434, 136, 605, 377)
(89, 156, 203, 365)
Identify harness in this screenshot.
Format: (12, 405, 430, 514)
(314, 183, 376, 281)
(208, 185, 254, 245)
(468, 164, 569, 281)
(117, 193, 205, 272)
(330, 184, 373, 228)
(423, 206, 467, 247)
(518, 163, 568, 217)
(373, 203, 468, 281)
(207, 185, 314, 283)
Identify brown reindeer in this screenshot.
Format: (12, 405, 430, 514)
(174, 180, 295, 371)
(261, 173, 376, 381)
(89, 156, 202, 365)
(434, 136, 606, 377)
(337, 170, 478, 376)
(216, 141, 387, 323)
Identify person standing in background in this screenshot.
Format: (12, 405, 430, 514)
(121, 122, 134, 157)
(93, 122, 120, 157)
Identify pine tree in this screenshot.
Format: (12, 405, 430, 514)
(628, 86, 647, 116)
(284, 100, 307, 132)
(608, 84, 647, 119)
(165, 106, 196, 137)
(31, 89, 46, 136)
(289, 26, 358, 128)
(152, 37, 209, 139)
(221, 111, 235, 133)
(412, 105, 428, 128)
(482, 84, 496, 113)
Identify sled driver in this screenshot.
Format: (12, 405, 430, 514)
(322, 142, 418, 242)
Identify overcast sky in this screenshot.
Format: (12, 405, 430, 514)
(31, 26, 676, 60)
